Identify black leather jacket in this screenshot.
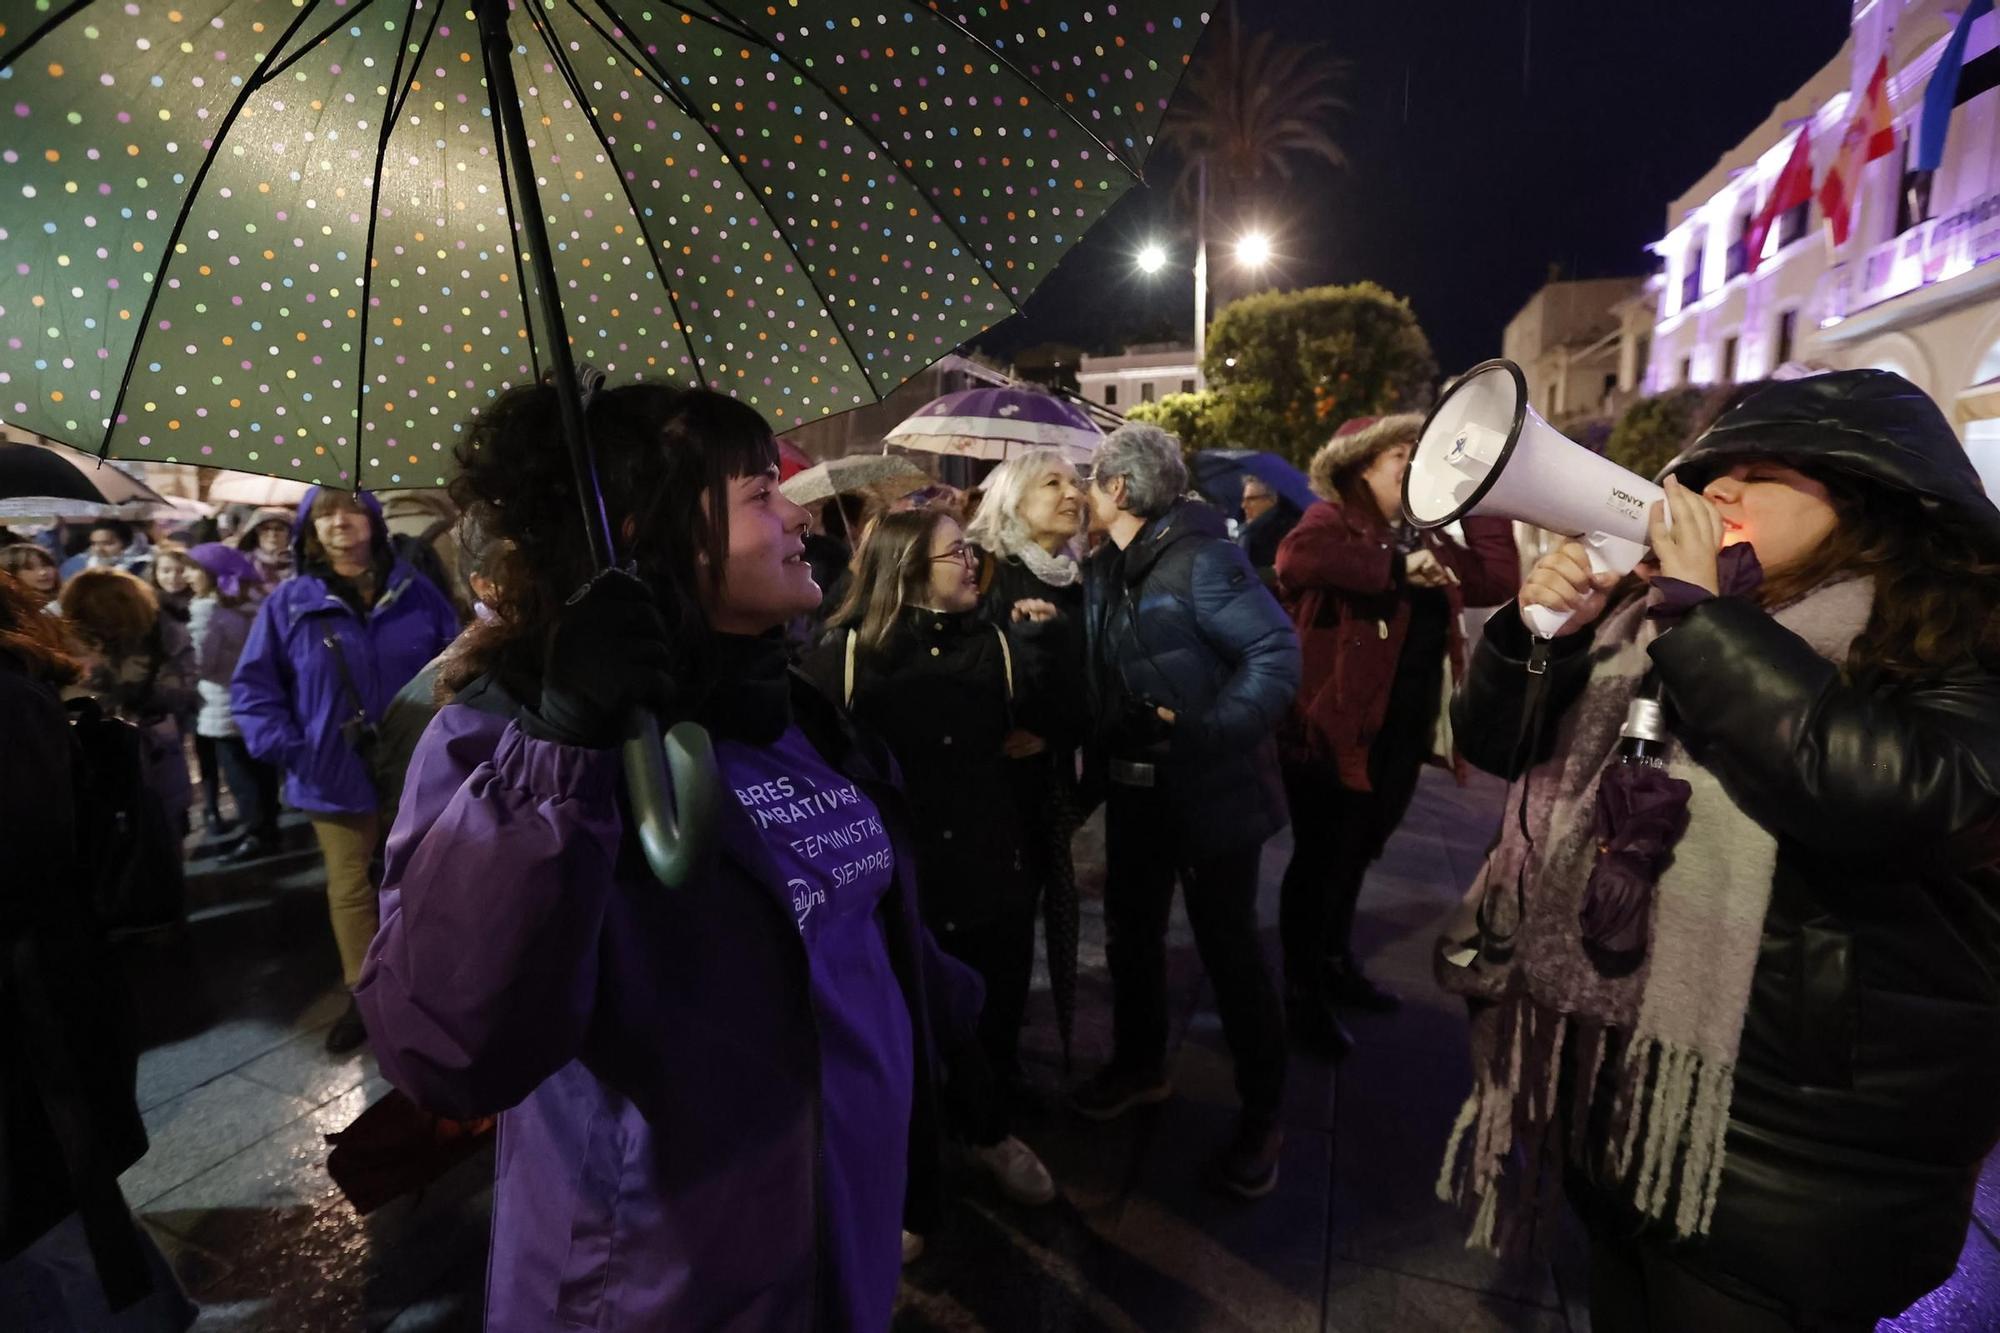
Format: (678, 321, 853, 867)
(1454, 371, 2000, 1316)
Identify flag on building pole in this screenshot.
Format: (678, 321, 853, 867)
(1819, 56, 1898, 247)
(1917, 0, 1994, 171)
(1745, 125, 1815, 275)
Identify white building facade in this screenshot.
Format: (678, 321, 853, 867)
(1646, 0, 2000, 492)
(1076, 344, 1201, 412)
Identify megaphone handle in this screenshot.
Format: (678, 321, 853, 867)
(1522, 538, 1630, 640)
(621, 711, 722, 889)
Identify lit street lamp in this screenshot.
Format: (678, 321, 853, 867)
(1133, 160, 1277, 393)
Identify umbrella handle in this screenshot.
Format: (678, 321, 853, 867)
(621, 713, 721, 889)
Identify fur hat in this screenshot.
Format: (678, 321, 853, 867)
(1308, 413, 1426, 501)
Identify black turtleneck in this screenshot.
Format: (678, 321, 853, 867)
(693, 631, 793, 746)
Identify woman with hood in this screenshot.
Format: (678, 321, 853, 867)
(1437, 371, 2000, 1330)
(235, 507, 296, 590)
(354, 382, 980, 1331)
(230, 487, 459, 1054)
(1272, 415, 1519, 1054)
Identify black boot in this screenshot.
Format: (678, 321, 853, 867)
(325, 998, 369, 1055)
(1207, 1115, 1284, 1199)
(1284, 990, 1353, 1062)
(1325, 958, 1400, 1014)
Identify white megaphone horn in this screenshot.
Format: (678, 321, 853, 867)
(1402, 358, 1664, 639)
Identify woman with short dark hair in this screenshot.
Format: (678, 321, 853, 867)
(355, 382, 980, 1331)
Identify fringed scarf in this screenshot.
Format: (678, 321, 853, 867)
(1437, 576, 1876, 1253)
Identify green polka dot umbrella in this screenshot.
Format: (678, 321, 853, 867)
(0, 0, 1208, 491)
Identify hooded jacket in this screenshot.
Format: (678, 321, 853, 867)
(1453, 371, 2000, 1318)
(229, 488, 460, 815)
(1082, 499, 1301, 860)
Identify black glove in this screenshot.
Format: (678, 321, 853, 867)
(520, 569, 678, 748)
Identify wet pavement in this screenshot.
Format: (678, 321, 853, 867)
(119, 770, 2000, 1331)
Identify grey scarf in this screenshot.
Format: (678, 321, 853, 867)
(1438, 577, 1876, 1250)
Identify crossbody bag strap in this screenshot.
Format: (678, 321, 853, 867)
(843, 629, 857, 710)
(994, 625, 1013, 702)
(322, 625, 371, 724)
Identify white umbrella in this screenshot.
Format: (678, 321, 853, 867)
(206, 472, 314, 507)
(780, 455, 929, 508)
(884, 386, 1103, 465)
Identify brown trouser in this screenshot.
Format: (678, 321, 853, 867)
(310, 810, 382, 987)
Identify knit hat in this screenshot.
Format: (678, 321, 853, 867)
(1308, 413, 1425, 501)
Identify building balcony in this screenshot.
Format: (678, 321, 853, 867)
(1812, 186, 2000, 338)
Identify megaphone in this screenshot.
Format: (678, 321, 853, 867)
(1403, 358, 1662, 638)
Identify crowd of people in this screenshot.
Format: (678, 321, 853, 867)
(3, 367, 1998, 1333)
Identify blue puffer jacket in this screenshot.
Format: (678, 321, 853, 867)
(230, 488, 460, 816)
(1083, 499, 1301, 860)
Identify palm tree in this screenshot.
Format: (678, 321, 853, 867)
(1162, 4, 1348, 205)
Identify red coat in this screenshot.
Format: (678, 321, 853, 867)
(1274, 502, 1519, 789)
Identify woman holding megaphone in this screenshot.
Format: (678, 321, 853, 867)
(1438, 371, 2000, 1331)
(353, 383, 982, 1332)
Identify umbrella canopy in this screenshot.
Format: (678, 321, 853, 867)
(779, 454, 926, 509)
(885, 386, 1103, 464)
(1190, 449, 1319, 516)
(205, 472, 315, 508)
(775, 438, 814, 485)
(0, 439, 169, 520)
(0, 0, 1205, 490)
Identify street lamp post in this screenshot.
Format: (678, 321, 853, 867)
(1194, 155, 1209, 393)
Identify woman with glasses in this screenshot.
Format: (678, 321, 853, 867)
(806, 508, 1064, 1219)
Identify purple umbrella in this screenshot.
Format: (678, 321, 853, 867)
(884, 387, 1103, 464)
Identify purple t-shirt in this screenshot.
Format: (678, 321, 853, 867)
(716, 724, 911, 1333)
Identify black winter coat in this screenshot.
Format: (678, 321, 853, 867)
(0, 666, 152, 1303)
(977, 551, 1088, 750)
(1083, 500, 1302, 861)
(1454, 370, 2000, 1318)
(803, 608, 1054, 933)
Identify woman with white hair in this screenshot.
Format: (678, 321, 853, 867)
(964, 450, 1092, 1063)
(1074, 422, 1301, 1199)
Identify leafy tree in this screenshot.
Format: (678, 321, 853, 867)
(1605, 386, 1710, 481)
(1125, 391, 1231, 454)
(1199, 282, 1438, 466)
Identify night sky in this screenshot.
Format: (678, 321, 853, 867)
(974, 0, 1853, 377)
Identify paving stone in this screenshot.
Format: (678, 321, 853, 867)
(122, 1074, 318, 1210)
(1322, 1260, 1569, 1333)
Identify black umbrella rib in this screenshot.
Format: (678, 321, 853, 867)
(101, 1, 325, 461)
(0, 0, 97, 75)
(567, 0, 880, 402)
(650, 0, 1022, 321)
(873, 0, 1143, 183)
(480, 46, 542, 388)
(260, 0, 389, 87)
(529, 5, 703, 386)
(348, 0, 439, 494)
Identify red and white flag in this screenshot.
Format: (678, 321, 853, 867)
(1819, 57, 1897, 247)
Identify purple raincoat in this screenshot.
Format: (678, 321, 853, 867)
(228, 488, 460, 814)
(356, 675, 982, 1332)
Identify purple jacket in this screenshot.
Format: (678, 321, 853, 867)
(228, 488, 459, 814)
(356, 675, 982, 1332)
